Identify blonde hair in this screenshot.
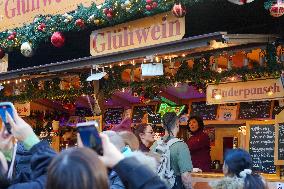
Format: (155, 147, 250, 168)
(118, 131, 139, 151)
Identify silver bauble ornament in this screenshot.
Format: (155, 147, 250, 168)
(20, 42, 34, 57)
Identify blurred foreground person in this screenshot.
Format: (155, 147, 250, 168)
(210, 149, 268, 189)
(118, 131, 140, 151)
(0, 108, 56, 189)
(47, 132, 168, 189)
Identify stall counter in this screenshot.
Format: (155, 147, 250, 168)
(191, 173, 284, 189)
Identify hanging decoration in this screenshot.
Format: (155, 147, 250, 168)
(0, 42, 281, 102)
(172, 3, 187, 18)
(227, 0, 255, 5)
(0, 0, 197, 53)
(20, 42, 34, 57)
(75, 19, 85, 28)
(37, 23, 46, 32)
(269, 0, 284, 17)
(0, 48, 5, 59)
(51, 32, 65, 48)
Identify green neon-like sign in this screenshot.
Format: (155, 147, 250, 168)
(158, 103, 185, 117)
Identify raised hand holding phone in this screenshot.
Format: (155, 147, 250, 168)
(77, 121, 103, 155)
(0, 102, 15, 134)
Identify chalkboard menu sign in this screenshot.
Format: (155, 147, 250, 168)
(132, 105, 156, 124)
(104, 108, 124, 125)
(247, 121, 276, 174)
(148, 112, 161, 125)
(239, 101, 271, 119)
(277, 123, 284, 161)
(190, 101, 218, 120)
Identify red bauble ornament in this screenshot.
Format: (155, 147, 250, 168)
(106, 13, 113, 19)
(172, 3, 186, 18)
(270, 3, 284, 17)
(139, 96, 146, 103)
(152, 2, 158, 8)
(146, 0, 152, 4)
(37, 23, 46, 31)
(146, 4, 152, 11)
(51, 32, 65, 48)
(103, 8, 109, 14)
(0, 48, 5, 59)
(12, 31, 17, 36)
(108, 8, 113, 13)
(7, 34, 15, 40)
(75, 19, 85, 28)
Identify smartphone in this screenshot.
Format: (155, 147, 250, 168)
(0, 102, 14, 134)
(77, 121, 103, 155)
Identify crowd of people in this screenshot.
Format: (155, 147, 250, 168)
(0, 106, 268, 189)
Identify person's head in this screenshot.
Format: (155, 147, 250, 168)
(46, 148, 109, 189)
(134, 123, 155, 147)
(118, 131, 140, 151)
(189, 116, 204, 133)
(223, 149, 266, 189)
(123, 109, 132, 119)
(103, 131, 125, 152)
(162, 112, 179, 137)
(0, 152, 9, 188)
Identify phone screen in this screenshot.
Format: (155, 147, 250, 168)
(0, 104, 14, 134)
(77, 122, 103, 155)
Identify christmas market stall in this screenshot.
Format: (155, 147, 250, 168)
(1, 0, 284, 189)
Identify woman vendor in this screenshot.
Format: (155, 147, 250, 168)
(186, 116, 211, 172)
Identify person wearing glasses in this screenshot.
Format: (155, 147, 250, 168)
(134, 123, 155, 152)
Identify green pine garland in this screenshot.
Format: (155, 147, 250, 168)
(0, 0, 202, 52)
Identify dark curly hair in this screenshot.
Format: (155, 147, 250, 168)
(189, 115, 204, 132)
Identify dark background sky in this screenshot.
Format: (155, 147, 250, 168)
(8, 0, 284, 70)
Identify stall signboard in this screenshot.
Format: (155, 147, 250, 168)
(275, 110, 284, 165)
(14, 102, 30, 116)
(217, 104, 237, 120)
(0, 0, 104, 31)
(90, 12, 185, 56)
(158, 103, 185, 117)
(190, 101, 218, 120)
(104, 108, 124, 125)
(207, 78, 284, 105)
(246, 121, 276, 174)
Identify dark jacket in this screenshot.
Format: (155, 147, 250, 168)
(7, 141, 56, 189)
(109, 171, 126, 189)
(186, 130, 211, 172)
(113, 157, 167, 189)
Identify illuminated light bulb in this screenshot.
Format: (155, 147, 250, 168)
(3, 81, 6, 84)
(155, 56, 159, 62)
(132, 60, 135, 65)
(214, 94, 222, 100)
(82, 94, 86, 97)
(267, 91, 274, 96)
(122, 88, 125, 92)
(143, 59, 146, 63)
(217, 68, 223, 73)
(230, 77, 236, 81)
(110, 65, 113, 68)
(19, 79, 22, 83)
(7, 81, 10, 84)
(15, 80, 18, 84)
(182, 54, 186, 57)
(174, 82, 178, 87)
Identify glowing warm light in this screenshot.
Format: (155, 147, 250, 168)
(155, 56, 159, 62)
(7, 81, 10, 84)
(214, 94, 222, 100)
(122, 88, 125, 92)
(110, 65, 113, 68)
(217, 68, 223, 73)
(19, 79, 22, 83)
(174, 82, 178, 87)
(182, 54, 186, 57)
(230, 77, 236, 81)
(15, 80, 18, 84)
(267, 91, 274, 96)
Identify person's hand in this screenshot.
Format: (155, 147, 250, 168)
(6, 111, 35, 142)
(98, 133, 124, 168)
(0, 126, 14, 152)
